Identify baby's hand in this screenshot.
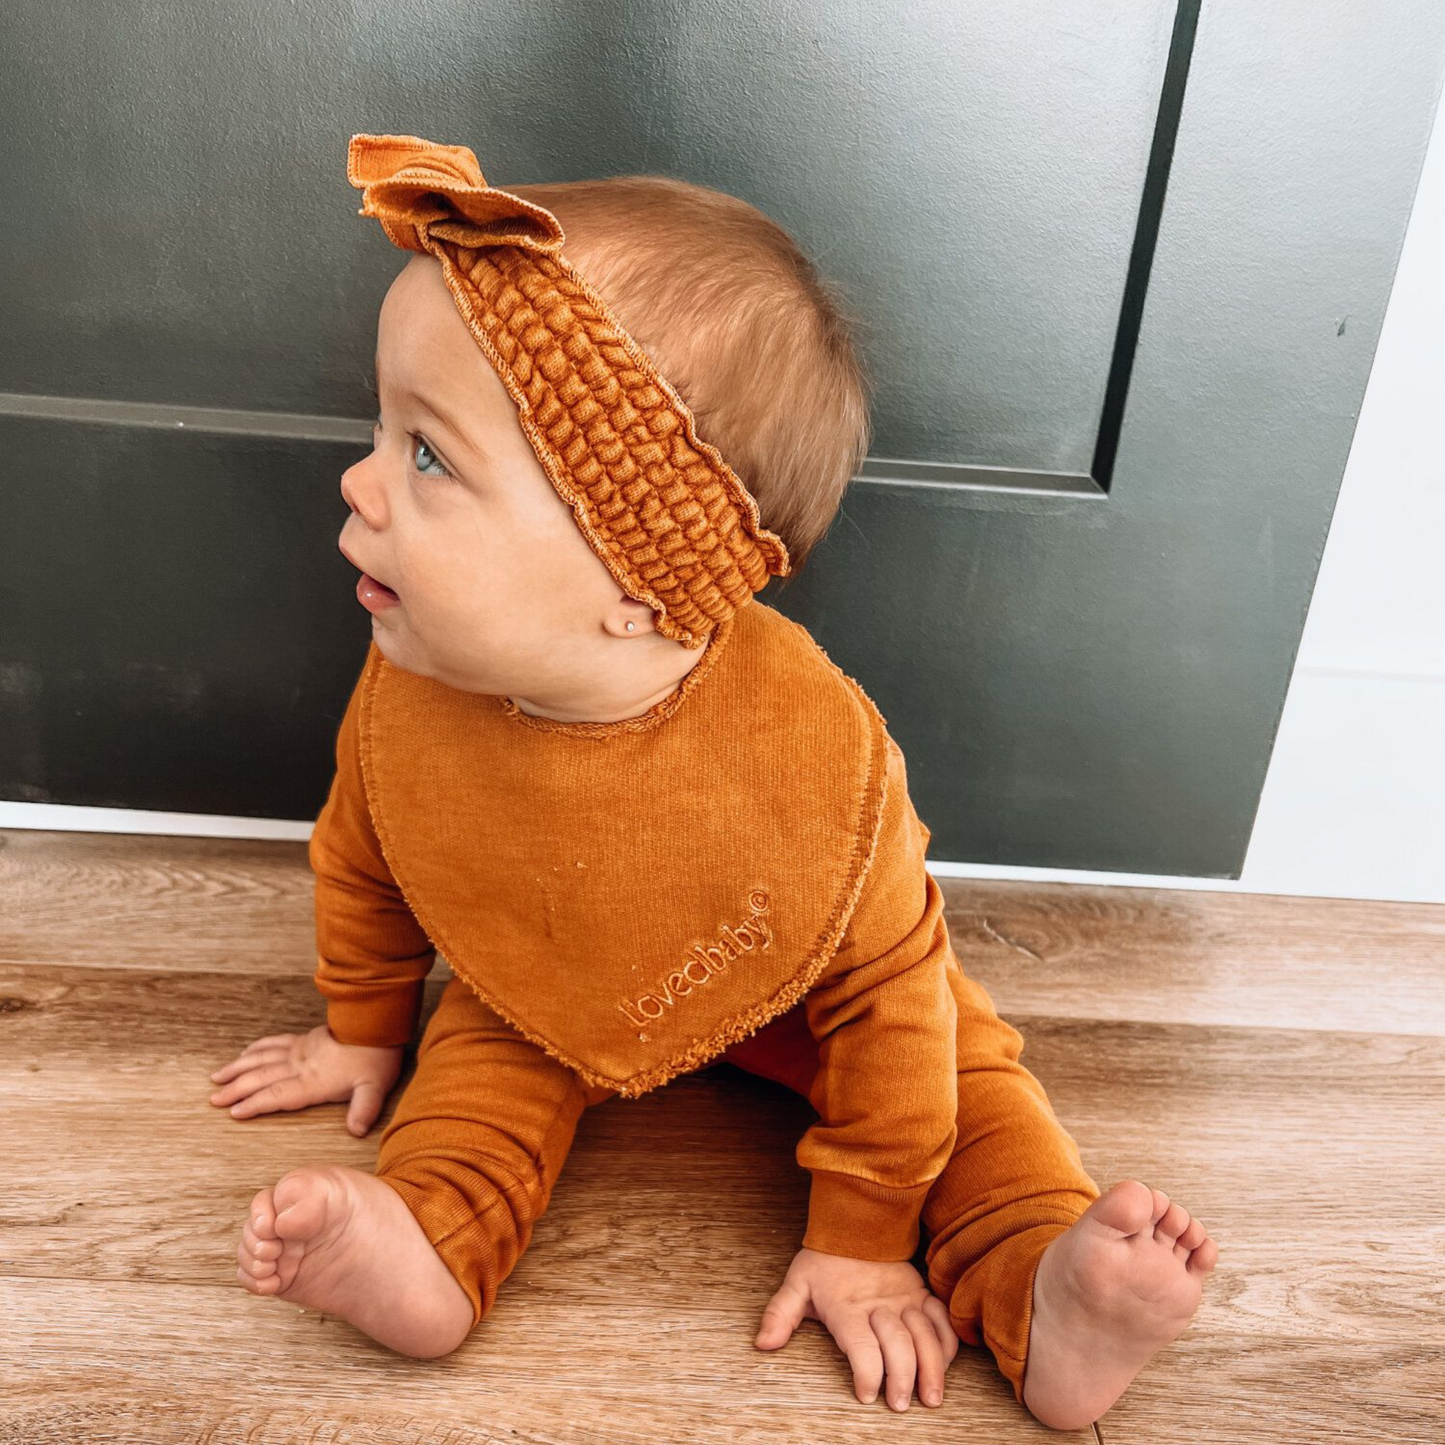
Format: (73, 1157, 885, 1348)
(754, 1246, 959, 1411)
(208, 1025, 404, 1137)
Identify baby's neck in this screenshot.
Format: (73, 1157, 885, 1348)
(506, 637, 710, 724)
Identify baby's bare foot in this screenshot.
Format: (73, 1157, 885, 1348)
(235, 1165, 474, 1358)
(1021, 1178, 1218, 1430)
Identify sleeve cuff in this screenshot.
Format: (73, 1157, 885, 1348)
(801, 1169, 931, 1260)
(322, 983, 424, 1048)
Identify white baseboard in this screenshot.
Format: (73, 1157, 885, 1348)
(0, 802, 314, 842)
(5, 665, 1441, 911)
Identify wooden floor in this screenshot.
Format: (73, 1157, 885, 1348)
(2, 827, 1442, 1443)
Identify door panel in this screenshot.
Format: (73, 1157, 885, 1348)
(2, 0, 1441, 877)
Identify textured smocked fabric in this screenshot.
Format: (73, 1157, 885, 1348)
(346, 132, 792, 649)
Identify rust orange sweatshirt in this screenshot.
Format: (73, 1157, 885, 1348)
(309, 599, 961, 1259)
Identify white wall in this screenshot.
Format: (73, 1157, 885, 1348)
(1231, 93, 1445, 905)
(4, 101, 1442, 904)
(931, 91, 1445, 904)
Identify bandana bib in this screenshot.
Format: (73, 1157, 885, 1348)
(358, 600, 891, 1096)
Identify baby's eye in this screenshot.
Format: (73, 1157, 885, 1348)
(411, 434, 451, 480)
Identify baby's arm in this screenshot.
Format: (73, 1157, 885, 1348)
(754, 735, 962, 1408)
(307, 643, 437, 1048)
(209, 648, 433, 1134)
(794, 735, 959, 1263)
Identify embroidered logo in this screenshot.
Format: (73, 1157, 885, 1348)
(619, 889, 772, 1032)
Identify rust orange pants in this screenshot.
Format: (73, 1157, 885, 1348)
(374, 960, 1100, 1407)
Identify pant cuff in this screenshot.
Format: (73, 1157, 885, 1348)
(376, 1171, 506, 1331)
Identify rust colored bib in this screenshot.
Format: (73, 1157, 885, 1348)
(358, 600, 891, 1097)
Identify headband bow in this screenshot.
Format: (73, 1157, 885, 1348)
(347, 131, 792, 649)
(347, 134, 565, 257)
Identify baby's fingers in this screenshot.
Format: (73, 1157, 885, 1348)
(902, 1303, 949, 1407)
(870, 1309, 918, 1411)
(755, 1277, 810, 1350)
(226, 1075, 324, 1120)
(921, 1293, 960, 1365)
(829, 1313, 886, 1405)
(209, 1051, 287, 1092)
(345, 1080, 388, 1137)
(210, 1046, 288, 1085)
(212, 1066, 311, 1118)
(239, 1033, 299, 1052)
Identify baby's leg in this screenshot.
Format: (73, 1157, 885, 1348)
(919, 948, 1217, 1428)
(373, 976, 613, 1328)
(916, 952, 1102, 1396)
(235, 976, 610, 1356)
(720, 913, 1217, 1429)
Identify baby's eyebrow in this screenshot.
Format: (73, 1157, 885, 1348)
(373, 352, 456, 426)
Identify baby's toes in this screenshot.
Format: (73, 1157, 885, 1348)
(237, 1262, 283, 1295)
(236, 1237, 283, 1295)
(1154, 1201, 1192, 1244)
(1174, 1216, 1209, 1258)
(242, 1220, 282, 1262)
(248, 1187, 280, 1243)
(1187, 1235, 1220, 1275)
(234, 1188, 284, 1294)
(238, 1235, 277, 1278)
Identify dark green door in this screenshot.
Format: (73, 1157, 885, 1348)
(2, 1, 1442, 878)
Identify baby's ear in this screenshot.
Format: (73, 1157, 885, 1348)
(610, 602, 659, 638)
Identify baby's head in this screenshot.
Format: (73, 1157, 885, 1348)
(340, 152, 871, 720)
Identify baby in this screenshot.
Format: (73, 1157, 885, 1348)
(209, 133, 1217, 1430)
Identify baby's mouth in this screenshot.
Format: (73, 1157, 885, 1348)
(357, 572, 402, 610)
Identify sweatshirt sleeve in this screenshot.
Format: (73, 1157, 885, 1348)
(795, 735, 959, 1261)
(307, 644, 436, 1048)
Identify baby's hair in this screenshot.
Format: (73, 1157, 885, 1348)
(507, 174, 874, 576)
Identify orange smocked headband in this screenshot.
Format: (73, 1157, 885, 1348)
(346, 132, 792, 649)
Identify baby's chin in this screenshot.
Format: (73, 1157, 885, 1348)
(366, 622, 411, 671)
(374, 598, 596, 700)
(373, 626, 514, 697)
